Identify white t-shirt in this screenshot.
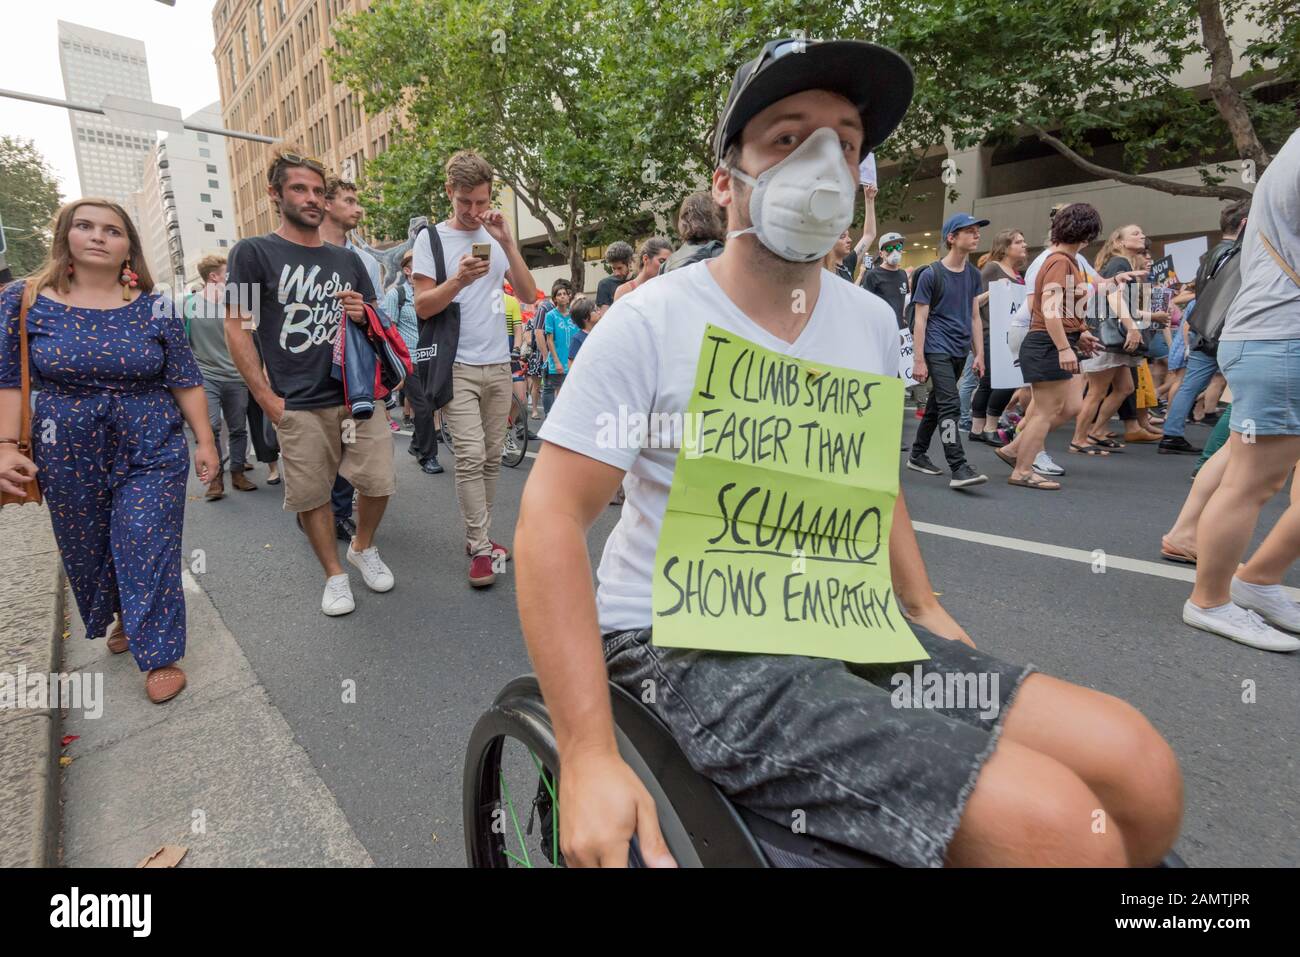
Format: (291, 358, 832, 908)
(539, 261, 900, 634)
(411, 221, 510, 365)
(1011, 250, 1099, 328)
(1223, 128, 1300, 341)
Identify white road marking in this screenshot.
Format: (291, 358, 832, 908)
(913, 521, 1300, 599)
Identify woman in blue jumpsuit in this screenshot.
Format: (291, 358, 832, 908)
(0, 200, 218, 704)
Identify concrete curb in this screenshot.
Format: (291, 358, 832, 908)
(0, 503, 65, 868)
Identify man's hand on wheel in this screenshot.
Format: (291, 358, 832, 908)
(559, 748, 677, 867)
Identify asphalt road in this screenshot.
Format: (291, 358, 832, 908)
(180, 412, 1299, 867)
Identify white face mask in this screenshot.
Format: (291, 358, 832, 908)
(885, 250, 903, 266)
(727, 127, 858, 263)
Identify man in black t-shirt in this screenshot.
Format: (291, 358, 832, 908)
(594, 241, 634, 320)
(862, 231, 909, 327)
(225, 148, 397, 618)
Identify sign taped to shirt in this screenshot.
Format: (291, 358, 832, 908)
(651, 324, 927, 663)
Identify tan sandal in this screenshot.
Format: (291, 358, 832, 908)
(145, 665, 187, 704)
(106, 621, 129, 655)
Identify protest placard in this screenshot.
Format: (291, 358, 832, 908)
(988, 279, 1026, 389)
(1164, 237, 1208, 286)
(651, 325, 926, 663)
(858, 152, 877, 186)
(898, 330, 919, 386)
(1149, 254, 1175, 287)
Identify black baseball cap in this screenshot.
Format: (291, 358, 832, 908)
(713, 38, 914, 165)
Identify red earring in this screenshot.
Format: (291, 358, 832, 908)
(120, 261, 139, 300)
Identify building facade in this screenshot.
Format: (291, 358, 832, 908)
(134, 103, 240, 291)
(57, 21, 158, 228)
(212, 0, 395, 240)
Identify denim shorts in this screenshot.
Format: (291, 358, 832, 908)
(1220, 338, 1300, 436)
(603, 625, 1035, 867)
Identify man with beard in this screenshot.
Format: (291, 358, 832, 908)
(225, 148, 397, 618)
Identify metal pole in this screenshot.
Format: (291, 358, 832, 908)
(0, 88, 279, 144)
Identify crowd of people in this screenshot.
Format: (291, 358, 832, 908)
(0, 33, 1296, 867)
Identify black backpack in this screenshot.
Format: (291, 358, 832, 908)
(903, 261, 946, 333)
(1186, 240, 1242, 356)
(412, 225, 461, 409)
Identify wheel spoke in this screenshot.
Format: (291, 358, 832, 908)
(498, 768, 532, 868)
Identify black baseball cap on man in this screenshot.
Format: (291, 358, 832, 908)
(713, 38, 914, 165)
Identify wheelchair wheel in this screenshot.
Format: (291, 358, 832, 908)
(464, 684, 565, 867)
(502, 395, 528, 468)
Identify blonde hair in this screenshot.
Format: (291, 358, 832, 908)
(29, 198, 154, 297)
(1094, 224, 1138, 272)
(196, 254, 227, 283)
(445, 150, 493, 192)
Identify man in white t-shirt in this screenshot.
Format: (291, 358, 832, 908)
(412, 150, 538, 588)
(513, 39, 1180, 868)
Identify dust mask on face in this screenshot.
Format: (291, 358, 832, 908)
(726, 127, 858, 263)
(886, 250, 903, 266)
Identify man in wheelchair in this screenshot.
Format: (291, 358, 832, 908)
(513, 38, 1183, 868)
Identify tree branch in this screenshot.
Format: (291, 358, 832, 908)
(1031, 126, 1251, 200)
(1197, 0, 1272, 170)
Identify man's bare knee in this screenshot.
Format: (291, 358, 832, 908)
(947, 740, 1128, 867)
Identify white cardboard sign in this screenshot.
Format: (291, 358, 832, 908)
(989, 279, 1027, 389)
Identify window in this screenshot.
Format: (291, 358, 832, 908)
(200, 193, 212, 203)
(219, 239, 229, 248)
(208, 179, 220, 188)
(200, 148, 211, 158)
(204, 223, 216, 232)
(207, 164, 218, 174)
(277, 0, 288, 19)
(197, 132, 209, 142)
(256, 1, 268, 47)
(212, 210, 224, 218)
(240, 27, 250, 71)
(226, 47, 236, 92)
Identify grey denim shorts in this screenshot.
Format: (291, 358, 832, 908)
(603, 625, 1036, 867)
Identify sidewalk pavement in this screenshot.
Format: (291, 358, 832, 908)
(60, 568, 374, 867)
(0, 503, 64, 868)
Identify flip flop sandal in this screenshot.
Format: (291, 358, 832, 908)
(1160, 539, 1197, 565)
(146, 666, 187, 704)
(993, 446, 1017, 468)
(266, 475, 282, 485)
(106, 622, 129, 655)
(1088, 435, 1126, 451)
(1070, 442, 1110, 456)
(1008, 474, 1061, 490)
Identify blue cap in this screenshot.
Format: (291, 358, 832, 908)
(941, 213, 990, 241)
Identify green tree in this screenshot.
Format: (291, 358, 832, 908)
(0, 136, 62, 277)
(879, 0, 1297, 201)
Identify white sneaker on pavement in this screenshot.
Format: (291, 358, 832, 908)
(1182, 600, 1300, 652)
(1230, 577, 1300, 633)
(347, 543, 395, 592)
(322, 574, 355, 616)
(1033, 451, 1065, 476)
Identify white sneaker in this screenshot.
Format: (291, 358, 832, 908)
(322, 574, 355, 616)
(1033, 451, 1065, 476)
(1182, 600, 1300, 652)
(347, 543, 395, 592)
(1230, 577, 1300, 633)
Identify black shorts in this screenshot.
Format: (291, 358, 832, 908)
(1019, 330, 1080, 384)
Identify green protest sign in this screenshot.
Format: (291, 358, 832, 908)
(651, 324, 926, 663)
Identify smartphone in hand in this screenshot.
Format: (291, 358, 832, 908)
(472, 242, 491, 262)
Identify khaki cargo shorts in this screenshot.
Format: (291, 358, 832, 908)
(276, 404, 396, 512)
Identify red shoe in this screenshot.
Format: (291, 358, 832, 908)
(465, 540, 510, 561)
(469, 554, 496, 588)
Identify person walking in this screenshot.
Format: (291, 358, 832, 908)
(385, 249, 443, 475)
(969, 229, 1027, 446)
(612, 237, 672, 303)
(908, 212, 990, 488)
(411, 150, 538, 588)
(224, 148, 397, 617)
(0, 199, 217, 703)
(1182, 128, 1300, 652)
(1005, 203, 1105, 489)
(186, 254, 256, 500)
